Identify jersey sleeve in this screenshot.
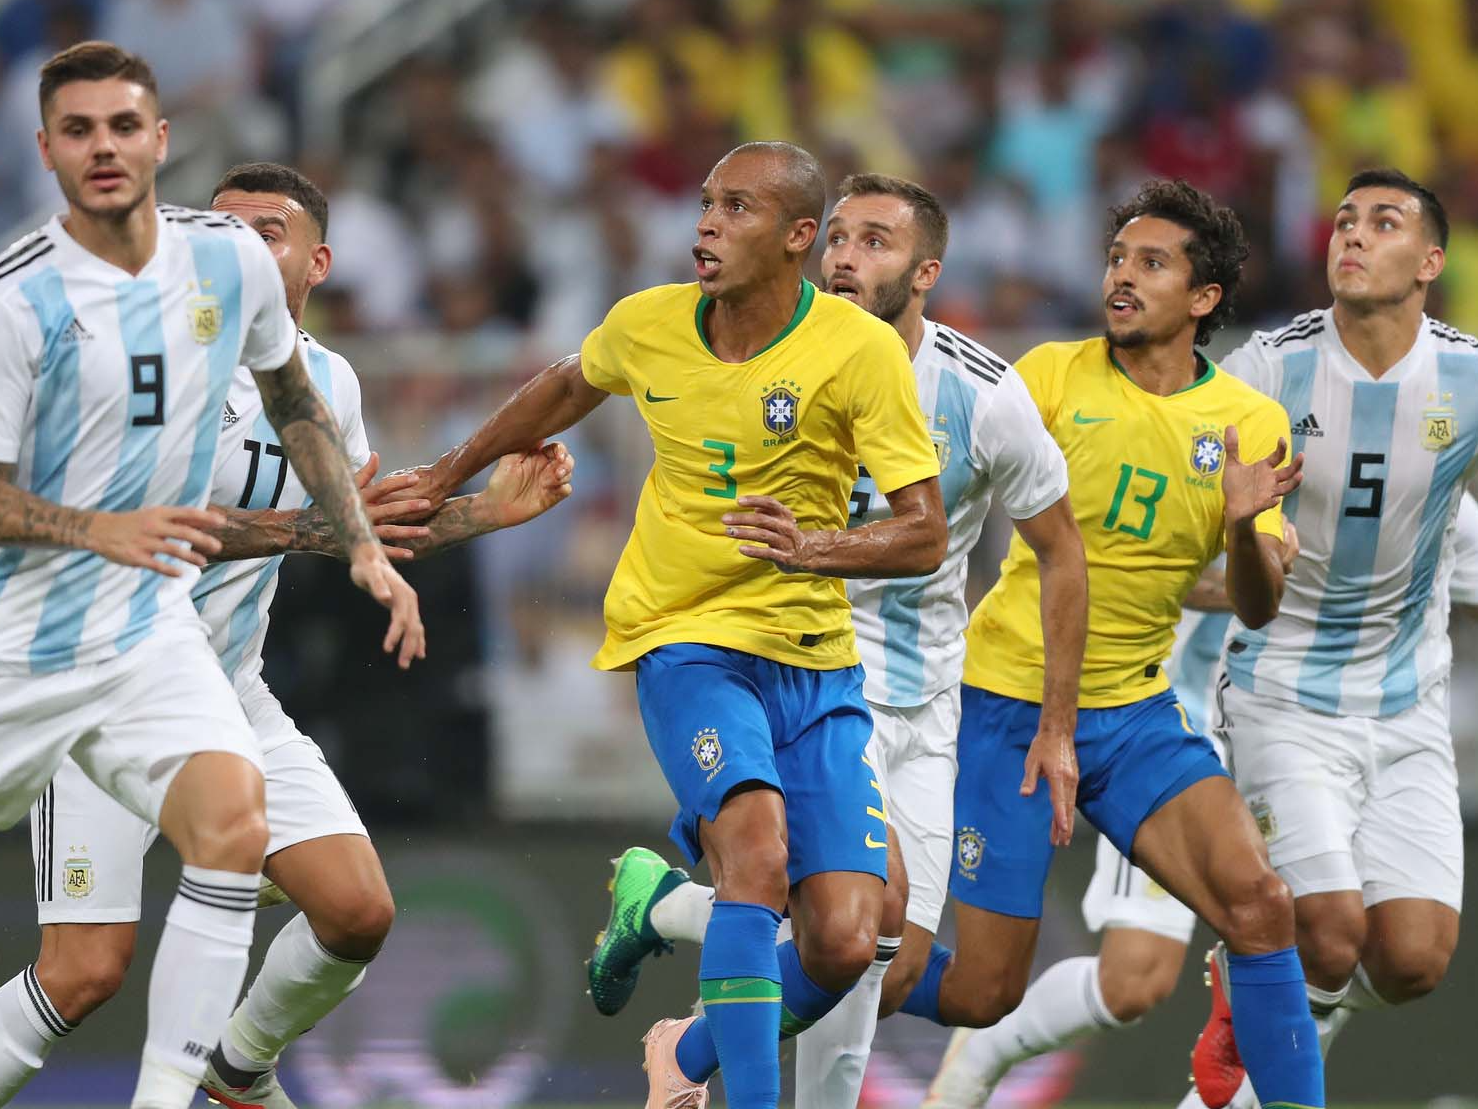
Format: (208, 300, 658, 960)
(1010, 344, 1064, 426)
(238, 234, 300, 372)
(578, 300, 633, 397)
(847, 328, 940, 493)
(978, 369, 1069, 520)
(1234, 397, 1293, 541)
(1449, 493, 1478, 606)
(0, 300, 37, 464)
(331, 355, 372, 471)
(1218, 337, 1276, 395)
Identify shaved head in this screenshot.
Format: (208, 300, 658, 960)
(720, 141, 826, 226)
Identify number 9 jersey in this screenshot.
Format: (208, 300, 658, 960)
(580, 281, 940, 672)
(964, 336, 1289, 708)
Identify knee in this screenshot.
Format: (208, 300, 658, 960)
(714, 836, 789, 909)
(1098, 952, 1179, 1024)
(1295, 908, 1365, 990)
(878, 953, 923, 1017)
(1368, 940, 1452, 1003)
(188, 807, 270, 873)
(1218, 869, 1295, 953)
(37, 941, 133, 1020)
(799, 919, 878, 992)
(312, 888, 396, 962)
(948, 964, 1027, 1028)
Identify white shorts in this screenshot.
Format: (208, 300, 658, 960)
(1220, 675, 1463, 911)
(864, 686, 959, 934)
(0, 620, 260, 831)
(1081, 833, 1197, 943)
(33, 674, 366, 925)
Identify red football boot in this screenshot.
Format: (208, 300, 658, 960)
(1192, 943, 1246, 1108)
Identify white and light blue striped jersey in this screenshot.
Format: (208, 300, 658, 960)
(1219, 309, 1478, 716)
(191, 332, 369, 694)
(1446, 493, 1478, 606)
(0, 207, 298, 675)
(1167, 604, 1231, 735)
(847, 319, 1069, 707)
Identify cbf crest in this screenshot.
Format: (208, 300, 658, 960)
(692, 727, 723, 781)
(188, 294, 223, 344)
(955, 826, 984, 878)
(1190, 425, 1225, 476)
(63, 856, 94, 899)
(760, 377, 802, 444)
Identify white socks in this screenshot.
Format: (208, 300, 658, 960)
(794, 935, 901, 1109)
(0, 965, 74, 1102)
(649, 880, 716, 944)
(960, 955, 1123, 1084)
(132, 866, 257, 1109)
(222, 912, 369, 1073)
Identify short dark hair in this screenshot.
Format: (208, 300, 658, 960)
(212, 162, 329, 241)
(39, 41, 158, 122)
(1343, 167, 1448, 249)
(834, 173, 949, 264)
(726, 141, 826, 225)
(1107, 179, 1249, 347)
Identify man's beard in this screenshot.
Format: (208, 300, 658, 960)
(867, 266, 915, 325)
(1104, 324, 1153, 348)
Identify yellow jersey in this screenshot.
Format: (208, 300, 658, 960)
(581, 281, 940, 671)
(964, 338, 1290, 708)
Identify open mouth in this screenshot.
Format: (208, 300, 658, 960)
(827, 278, 861, 300)
(1107, 292, 1142, 319)
(692, 246, 720, 280)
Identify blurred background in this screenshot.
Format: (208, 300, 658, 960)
(0, 0, 1475, 1104)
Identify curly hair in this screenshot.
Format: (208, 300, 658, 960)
(1107, 180, 1249, 347)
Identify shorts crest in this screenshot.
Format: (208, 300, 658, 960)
(63, 856, 94, 898)
(956, 826, 984, 876)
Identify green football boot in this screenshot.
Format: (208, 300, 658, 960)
(587, 846, 691, 1016)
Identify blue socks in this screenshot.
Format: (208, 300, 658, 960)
(898, 941, 952, 1025)
(1228, 947, 1325, 1107)
(777, 939, 847, 1038)
(675, 902, 782, 1105)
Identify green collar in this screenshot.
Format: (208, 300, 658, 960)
(1110, 348, 1216, 395)
(695, 279, 815, 360)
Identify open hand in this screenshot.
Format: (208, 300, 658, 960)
(480, 442, 575, 529)
(1221, 425, 1303, 527)
(349, 544, 426, 669)
(1021, 727, 1078, 847)
(88, 505, 226, 576)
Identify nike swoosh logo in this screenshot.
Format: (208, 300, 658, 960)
(1073, 410, 1113, 424)
(645, 388, 679, 403)
(864, 833, 887, 850)
(719, 979, 749, 992)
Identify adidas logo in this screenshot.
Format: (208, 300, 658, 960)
(60, 318, 92, 344)
(222, 401, 240, 426)
(1291, 413, 1325, 438)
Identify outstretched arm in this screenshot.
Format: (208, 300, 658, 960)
(724, 476, 947, 579)
(402, 354, 606, 515)
(252, 348, 424, 667)
(0, 463, 224, 574)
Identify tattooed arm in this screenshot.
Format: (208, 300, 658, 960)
(252, 348, 425, 667)
(0, 462, 224, 574)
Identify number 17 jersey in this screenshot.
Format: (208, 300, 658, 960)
(964, 337, 1289, 708)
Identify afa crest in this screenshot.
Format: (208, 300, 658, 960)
(1190, 428, 1225, 476)
(1249, 796, 1277, 844)
(1422, 407, 1457, 451)
(692, 727, 723, 773)
(188, 295, 223, 344)
(930, 429, 952, 471)
(63, 857, 94, 899)
(956, 827, 984, 875)
(760, 378, 802, 438)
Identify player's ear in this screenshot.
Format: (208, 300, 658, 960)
(154, 116, 168, 166)
(1190, 282, 1222, 321)
(913, 258, 941, 295)
(307, 241, 333, 289)
(788, 217, 819, 257)
(1418, 243, 1445, 286)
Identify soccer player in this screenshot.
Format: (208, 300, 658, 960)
(902, 179, 1326, 1109)
(581, 171, 1085, 1109)
(388, 141, 949, 1109)
(1184, 168, 1475, 1109)
(0, 43, 420, 1109)
(1, 161, 572, 1108)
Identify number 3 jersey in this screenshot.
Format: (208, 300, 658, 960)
(965, 337, 1289, 708)
(191, 331, 369, 694)
(847, 320, 1067, 708)
(0, 207, 298, 675)
(1218, 309, 1478, 717)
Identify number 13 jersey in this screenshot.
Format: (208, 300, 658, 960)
(1219, 309, 1478, 717)
(580, 281, 940, 672)
(964, 337, 1289, 708)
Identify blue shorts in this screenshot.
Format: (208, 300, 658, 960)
(635, 643, 887, 885)
(950, 685, 1227, 918)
